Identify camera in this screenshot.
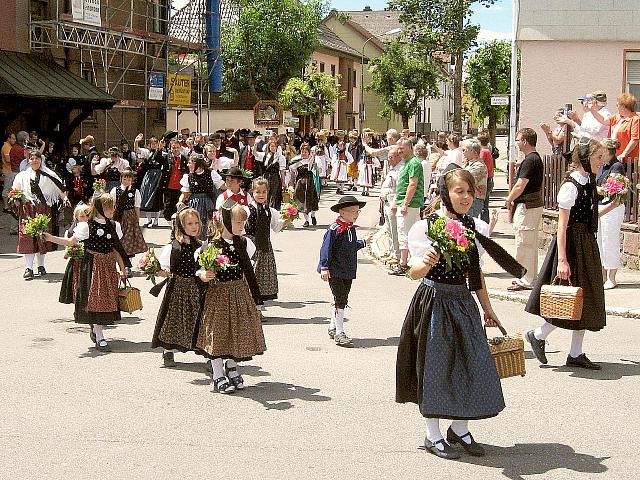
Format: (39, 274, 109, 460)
(563, 103, 573, 117)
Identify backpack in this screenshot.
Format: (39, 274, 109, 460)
(491, 144, 500, 160)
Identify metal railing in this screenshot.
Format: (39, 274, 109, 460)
(542, 154, 639, 224)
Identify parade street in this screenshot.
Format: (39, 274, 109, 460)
(0, 180, 638, 480)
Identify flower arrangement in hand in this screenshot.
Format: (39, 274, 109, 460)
(23, 214, 51, 238)
(64, 243, 85, 260)
(280, 201, 300, 224)
(7, 188, 25, 208)
(597, 173, 633, 204)
(427, 216, 476, 272)
(138, 248, 161, 284)
(93, 178, 107, 192)
(198, 243, 237, 279)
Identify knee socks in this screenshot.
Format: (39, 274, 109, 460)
(426, 418, 444, 446)
(334, 308, 345, 335)
(225, 359, 239, 379)
(37, 253, 45, 267)
(534, 322, 557, 341)
(24, 254, 35, 269)
(211, 358, 224, 380)
(569, 330, 585, 358)
(93, 324, 104, 342)
(329, 308, 336, 330)
(303, 213, 310, 222)
(450, 420, 471, 444)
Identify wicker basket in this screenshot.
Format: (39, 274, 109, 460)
(118, 280, 142, 313)
(487, 326, 526, 379)
(540, 276, 583, 321)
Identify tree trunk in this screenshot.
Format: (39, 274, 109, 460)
(402, 114, 410, 130)
(453, 48, 464, 134)
(488, 107, 497, 147)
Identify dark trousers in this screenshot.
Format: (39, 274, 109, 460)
(328, 277, 353, 309)
(481, 177, 494, 223)
(163, 189, 181, 220)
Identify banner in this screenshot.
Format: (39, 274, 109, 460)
(167, 74, 192, 106)
(72, 0, 102, 27)
(148, 72, 164, 101)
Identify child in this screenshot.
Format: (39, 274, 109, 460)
(357, 149, 380, 196)
(395, 168, 524, 460)
(44, 193, 130, 352)
(317, 195, 373, 346)
(245, 178, 290, 303)
(66, 164, 90, 205)
(330, 139, 354, 195)
(290, 143, 319, 227)
(151, 207, 205, 367)
(215, 166, 253, 211)
(195, 199, 266, 394)
(59, 203, 90, 305)
(110, 168, 147, 274)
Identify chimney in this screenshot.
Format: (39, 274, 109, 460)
(363, 6, 372, 11)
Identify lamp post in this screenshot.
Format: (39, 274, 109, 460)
(360, 27, 403, 128)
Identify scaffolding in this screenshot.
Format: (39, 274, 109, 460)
(27, 0, 238, 148)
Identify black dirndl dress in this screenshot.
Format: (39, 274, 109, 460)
(396, 252, 505, 420)
(293, 163, 319, 214)
(263, 155, 283, 210)
(525, 177, 606, 331)
(245, 204, 278, 301)
(139, 156, 165, 212)
(186, 171, 216, 240)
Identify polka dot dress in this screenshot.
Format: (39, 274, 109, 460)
(213, 238, 243, 282)
(86, 220, 116, 253)
(424, 213, 471, 285)
(175, 242, 198, 277)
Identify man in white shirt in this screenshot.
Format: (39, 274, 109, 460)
(379, 146, 404, 263)
(559, 91, 612, 140)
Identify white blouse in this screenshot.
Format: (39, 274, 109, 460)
(557, 171, 590, 210)
(109, 186, 142, 208)
(72, 218, 123, 241)
(94, 157, 129, 175)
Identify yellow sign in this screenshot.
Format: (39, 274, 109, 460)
(167, 74, 192, 106)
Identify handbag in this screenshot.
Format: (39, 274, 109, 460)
(486, 325, 526, 379)
(118, 279, 142, 313)
(540, 276, 583, 321)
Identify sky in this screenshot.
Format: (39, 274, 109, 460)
(329, 0, 512, 42)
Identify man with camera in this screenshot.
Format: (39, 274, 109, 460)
(558, 91, 612, 140)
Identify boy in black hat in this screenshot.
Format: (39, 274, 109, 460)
(317, 196, 373, 346)
(215, 166, 253, 210)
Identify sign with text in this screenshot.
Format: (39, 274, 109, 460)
(72, 0, 102, 27)
(254, 100, 283, 127)
(167, 74, 192, 106)
(148, 72, 164, 101)
(490, 95, 510, 106)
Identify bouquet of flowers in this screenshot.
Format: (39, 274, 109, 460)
(138, 248, 161, 284)
(198, 243, 237, 277)
(7, 188, 25, 208)
(23, 214, 51, 238)
(65, 243, 85, 260)
(597, 173, 633, 204)
(280, 201, 300, 224)
(237, 168, 253, 180)
(93, 178, 107, 192)
(426, 216, 476, 272)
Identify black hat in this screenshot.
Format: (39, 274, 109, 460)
(245, 131, 256, 138)
(330, 195, 366, 213)
(161, 131, 178, 141)
(221, 166, 253, 180)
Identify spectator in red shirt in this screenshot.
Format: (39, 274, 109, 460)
(163, 139, 188, 220)
(590, 92, 639, 161)
(478, 132, 494, 223)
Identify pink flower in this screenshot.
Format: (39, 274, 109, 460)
(457, 235, 469, 249)
(139, 259, 148, 268)
(444, 220, 464, 241)
(216, 254, 230, 266)
(285, 206, 298, 217)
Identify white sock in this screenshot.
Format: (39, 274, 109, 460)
(93, 324, 104, 342)
(310, 211, 316, 218)
(163, 348, 177, 354)
(426, 418, 444, 447)
(24, 254, 35, 269)
(303, 212, 310, 222)
(534, 322, 557, 341)
(211, 358, 224, 379)
(329, 308, 336, 330)
(225, 359, 239, 379)
(37, 253, 45, 267)
(450, 420, 471, 444)
(335, 308, 345, 335)
(569, 330, 585, 358)
(155, 211, 161, 223)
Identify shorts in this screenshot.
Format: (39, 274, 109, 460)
(396, 206, 420, 250)
(2, 172, 16, 198)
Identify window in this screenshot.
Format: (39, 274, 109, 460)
(331, 65, 336, 77)
(320, 62, 325, 73)
(625, 51, 640, 111)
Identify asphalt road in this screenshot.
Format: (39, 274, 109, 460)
(0, 187, 638, 479)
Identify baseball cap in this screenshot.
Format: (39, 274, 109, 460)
(592, 91, 607, 103)
(578, 95, 589, 102)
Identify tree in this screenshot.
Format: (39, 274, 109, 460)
(464, 40, 512, 145)
(389, 0, 497, 133)
(366, 38, 443, 129)
(279, 64, 345, 128)
(221, 0, 325, 102)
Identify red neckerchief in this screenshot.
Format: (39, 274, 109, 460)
(336, 218, 353, 233)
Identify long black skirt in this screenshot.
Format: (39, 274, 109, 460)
(264, 170, 283, 211)
(139, 169, 163, 212)
(525, 224, 606, 331)
(293, 172, 319, 213)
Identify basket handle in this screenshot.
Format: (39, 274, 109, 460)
(484, 324, 508, 338)
(120, 278, 132, 288)
(551, 275, 572, 287)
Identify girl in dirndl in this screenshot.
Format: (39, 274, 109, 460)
(290, 144, 319, 227)
(44, 193, 130, 352)
(245, 178, 290, 303)
(525, 137, 619, 371)
(195, 199, 266, 394)
(59, 203, 90, 304)
(330, 139, 354, 195)
(357, 151, 380, 196)
(110, 168, 147, 273)
(396, 167, 525, 460)
(12, 149, 68, 280)
(151, 207, 205, 368)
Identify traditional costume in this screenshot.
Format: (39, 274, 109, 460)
(357, 153, 380, 191)
(257, 150, 286, 210)
(330, 147, 354, 193)
(110, 184, 147, 257)
(95, 150, 129, 192)
(137, 147, 167, 225)
(180, 169, 224, 240)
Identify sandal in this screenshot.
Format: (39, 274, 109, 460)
(224, 360, 245, 390)
(213, 376, 235, 394)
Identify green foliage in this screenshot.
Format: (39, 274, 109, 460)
(366, 38, 443, 128)
(221, 0, 326, 102)
(279, 64, 345, 127)
(23, 214, 50, 238)
(464, 40, 511, 120)
(335, 11, 351, 24)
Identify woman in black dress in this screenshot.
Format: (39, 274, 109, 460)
(257, 139, 286, 210)
(290, 143, 319, 227)
(525, 137, 620, 370)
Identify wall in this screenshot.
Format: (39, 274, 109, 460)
(310, 51, 341, 130)
(167, 108, 294, 135)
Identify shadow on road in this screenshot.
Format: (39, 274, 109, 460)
(267, 300, 329, 310)
(263, 316, 329, 326)
(79, 339, 152, 357)
(441, 442, 608, 480)
(353, 336, 400, 348)
(236, 381, 331, 410)
(540, 359, 640, 380)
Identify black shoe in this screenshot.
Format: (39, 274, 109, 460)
(526, 330, 547, 364)
(566, 353, 601, 370)
(424, 438, 460, 460)
(336, 189, 344, 195)
(23, 268, 34, 280)
(303, 221, 310, 227)
(95, 339, 111, 352)
(37, 266, 47, 276)
(446, 427, 485, 456)
(311, 216, 317, 226)
(388, 264, 409, 276)
(162, 351, 176, 368)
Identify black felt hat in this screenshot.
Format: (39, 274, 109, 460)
(330, 195, 366, 213)
(221, 166, 253, 180)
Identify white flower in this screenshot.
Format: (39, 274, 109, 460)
(96, 228, 104, 236)
(106, 234, 112, 239)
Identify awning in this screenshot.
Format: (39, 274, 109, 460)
(0, 50, 116, 109)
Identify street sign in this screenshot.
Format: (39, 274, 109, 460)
(148, 72, 164, 101)
(491, 95, 510, 106)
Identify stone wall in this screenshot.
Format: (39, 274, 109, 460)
(540, 210, 640, 270)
